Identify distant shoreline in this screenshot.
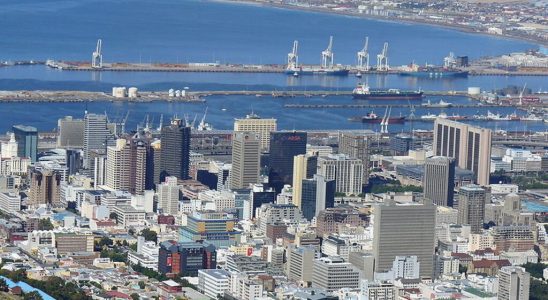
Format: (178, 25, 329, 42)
(209, 0, 545, 47)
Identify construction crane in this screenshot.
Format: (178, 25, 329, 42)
(321, 36, 334, 69)
(357, 37, 370, 71)
(376, 42, 389, 71)
(287, 40, 299, 69)
(92, 39, 103, 69)
(519, 83, 527, 106)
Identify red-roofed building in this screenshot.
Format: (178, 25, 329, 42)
(104, 290, 131, 299)
(468, 259, 511, 276)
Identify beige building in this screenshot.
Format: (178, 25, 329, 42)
(291, 154, 318, 208)
(338, 131, 369, 185)
(230, 132, 260, 189)
(433, 118, 491, 186)
(317, 154, 363, 195)
(54, 232, 94, 255)
(234, 114, 277, 151)
(498, 266, 530, 300)
(28, 167, 62, 207)
(286, 245, 315, 285)
(156, 176, 180, 215)
(106, 139, 131, 191)
(457, 184, 486, 234)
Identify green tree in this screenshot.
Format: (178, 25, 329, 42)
(138, 281, 146, 289)
(38, 219, 54, 230)
(140, 228, 158, 243)
(23, 291, 43, 300)
(131, 293, 140, 300)
(109, 212, 118, 220)
(0, 278, 8, 292)
(95, 237, 113, 250)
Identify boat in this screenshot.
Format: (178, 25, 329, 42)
(473, 111, 509, 121)
(348, 111, 406, 123)
(399, 63, 468, 78)
(422, 99, 453, 108)
(520, 114, 543, 122)
(420, 113, 438, 121)
(352, 84, 423, 100)
(286, 66, 349, 76)
(446, 114, 467, 121)
(506, 112, 520, 121)
(355, 71, 362, 78)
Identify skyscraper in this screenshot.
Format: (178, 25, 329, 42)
(292, 153, 318, 208)
(433, 119, 492, 186)
(106, 138, 147, 194)
(160, 119, 191, 181)
(1, 133, 18, 159)
(268, 131, 307, 192)
(301, 175, 335, 221)
(234, 113, 277, 152)
(83, 113, 113, 168)
(230, 132, 260, 189)
(424, 156, 456, 207)
(57, 116, 85, 148)
(28, 167, 62, 207)
(157, 176, 180, 215)
(373, 201, 436, 277)
(12, 125, 38, 162)
(457, 184, 486, 234)
(498, 266, 530, 300)
(317, 154, 364, 195)
(338, 131, 370, 185)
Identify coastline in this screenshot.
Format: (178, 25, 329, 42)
(210, 0, 545, 47)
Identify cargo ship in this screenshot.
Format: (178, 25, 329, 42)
(352, 84, 423, 100)
(286, 66, 349, 76)
(399, 63, 468, 78)
(348, 112, 406, 123)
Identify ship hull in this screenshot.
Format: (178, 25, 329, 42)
(399, 71, 468, 78)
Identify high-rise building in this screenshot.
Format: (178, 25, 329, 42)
(234, 113, 277, 152)
(498, 266, 530, 300)
(249, 184, 277, 219)
(230, 132, 260, 189)
(129, 139, 147, 195)
(160, 119, 191, 181)
(28, 167, 62, 207)
(106, 138, 147, 194)
(301, 175, 335, 221)
(158, 240, 216, 276)
(338, 131, 369, 185)
(312, 257, 360, 292)
(179, 211, 240, 248)
(292, 153, 318, 208)
(424, 156, 456, 207)
(12, 125, 38, 162)
(57, 116, 85, 148)
(457, 184, 486, 234)
(373, 201, 436, 277)
(433, 119, 492, 186)
(1, 133, 18, 159)
(286, 245, 315, 284)
(268, 131, 307, 192)
(83, 113, 113, 168)
(317, 154, 363, 195)
(91, 151, 107, 188)
(65, 149, 81, 175)
(148, 140, 162, 188)
(156, 176, 180, 215)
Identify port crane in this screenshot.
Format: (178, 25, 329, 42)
(376, 42, 389, 71)
(287, 40, 299, 69)
(321, 36, 334, 69)
(357, 37, 370, 71)
(519, 83, 527, 106)
(380, 106, 391, 134)
(92, 39, 103, 69)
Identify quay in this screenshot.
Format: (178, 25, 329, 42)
(283, 103, 507, 109)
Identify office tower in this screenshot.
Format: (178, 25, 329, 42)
(286, 245, 315, 284)
(250, 184, 276, 218)
(158, 240, 216, 276)
(57, 116, 85, 148)
(234, 113, 277, 151)
(198, 269, 231, 299)
(292, 153, 318, 208)
(338, 131, 369, 185)
(28, 167, 62, 207)
(390, 133, 416, 155)
(160, 119, 191, 181)
(179, 211, 240, 248)
(457, 184, 486, 234)
(91, 151, 107, 188)
(129, 139, 147, 195)
(1, 133, 18, 159)
(373, 201, 436, 277)
(301, 175, 335, 221)
(148, 140, 162, 188)
(12, 125, 38, 162)
(268, 131, 307, 192)
(433, 119, 492, 186)
(424, 156, 456, 207)
(106, 139, 131, 191)
(156, 176, 180, 215)
(317, 154, 363, 195)
(65, 149, 81, 175)
(83, 113, 113, 168)
(498, 266, 530, 300)
(230, 132, 260, 189)
(312, 257, 360, 292)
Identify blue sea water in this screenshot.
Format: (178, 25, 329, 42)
(0, 0, 546, 132)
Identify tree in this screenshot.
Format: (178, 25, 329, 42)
(38, 218, 54, 230)
(0, 278, 8, 292)
(95, 237, 113, 250)
(131, 293, 140, 300)
(138, 281, 146, 289)
(140, 228, 157, 243)
(109, 212, 118, 220)
(23, 291, 43, 300)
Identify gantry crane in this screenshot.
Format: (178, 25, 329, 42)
(321, 36, 334, 69)
(357, 37, 370, 71)
(92, 39, 103, 69)
(376, 42, 389, 71)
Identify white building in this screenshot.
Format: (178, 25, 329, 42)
(317, 154, 364, 195)
(502, 149, 542, 172)
(392, 256, 420, 280)
(112, 205, 146, 227)
(312, 256, 360, 292)
(229, 272, 264, 300)
(1, 133, 18, 158)
(198, 269, 231, 299)
(0, 191, 21, 213)
(156, 176, 180, 215)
